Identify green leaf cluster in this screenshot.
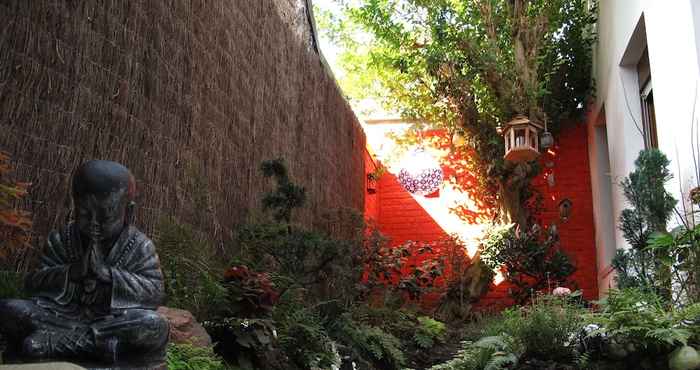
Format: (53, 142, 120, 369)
(260, 159, 306, 223)
(166, 343, 232, 370)
(430, 293, 585, 369)
(480, 223, 575, 303)
(414, 316, 447, 349)
(586, 289, 700, 351)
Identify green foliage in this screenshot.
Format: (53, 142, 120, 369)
(620, 150, 677, 235)
(429, 335, 522, 370)
(431, 294, 585, 369)
(648, 224, 700, 303)
(611, 248, 656, 293)
(155, 217, 228, 320)
(414, 316, 447, 349)
(235, 222, 363, 303)
(616, 149, 677, 299)
(586, 289, 699, 350)
(335, 313, 406, 370)
(487, 295, 585, 362)
(274, 302, 342, 370)
(203, 263, 282, 368)
(260, 159, 306, 223)
(0, 270, 25, 300)
(204, 317, 278, 369)
(480, 223, 575, 303)
(210, 160, 459, 369)
(347, 0, 595, 119)
(166, 343, 232, 370)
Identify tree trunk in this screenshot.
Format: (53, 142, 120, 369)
(497, 161, 537, 229)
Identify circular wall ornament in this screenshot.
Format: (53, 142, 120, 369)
(397, 149, 443, 195)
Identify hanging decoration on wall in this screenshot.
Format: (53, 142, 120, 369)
(540, 117, 554, 150)
(397, 148, 443, 195)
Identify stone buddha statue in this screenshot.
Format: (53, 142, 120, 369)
(0, 160, 169, 365)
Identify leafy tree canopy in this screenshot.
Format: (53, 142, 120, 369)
(317, 0, 596, 206)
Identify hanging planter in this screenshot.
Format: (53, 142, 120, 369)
(366, 165, 386, 194)
(366, 174, 378, 194)
(500, 115, 543, 162)
(397, 148, 443, 196)
(691, 186, 700, 205)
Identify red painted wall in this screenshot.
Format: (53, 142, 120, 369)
(533, 123, 599, 300)
(376, 174, 449, 243)
(365, 123, 599, 309)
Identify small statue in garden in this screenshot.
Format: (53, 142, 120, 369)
(0, 160, 169, 366)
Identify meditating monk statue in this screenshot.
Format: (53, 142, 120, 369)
(0, 160, 169, 365)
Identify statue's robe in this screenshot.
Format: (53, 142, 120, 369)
(0, 223, 168, 360)
(27, 223, 165, 314)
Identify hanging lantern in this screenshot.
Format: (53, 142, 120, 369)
(452, 130, 467, 147)
(540, 131, 554, 150)
(397, 148, 443, 195)
(540, 117, 554, 150)
(502, 115, 543, 162)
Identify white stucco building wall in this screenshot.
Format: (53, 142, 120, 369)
(589, 0, 700, 295)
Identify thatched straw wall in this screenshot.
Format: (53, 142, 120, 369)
(0, 1, 366, 254)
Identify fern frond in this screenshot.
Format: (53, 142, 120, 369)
(646, 328, 691, 346)
(473, 336, 508, 351)
(485, 353, 517, 370)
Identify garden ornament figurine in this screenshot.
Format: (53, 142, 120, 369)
(0, 160, 169, 366)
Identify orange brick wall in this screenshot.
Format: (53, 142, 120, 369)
(366, 123, 599, 308)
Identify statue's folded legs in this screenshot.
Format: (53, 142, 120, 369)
(0, 298, 168, 362)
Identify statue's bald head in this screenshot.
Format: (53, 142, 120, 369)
(72, 160, 136, 243)
(72, 160, 136, 200)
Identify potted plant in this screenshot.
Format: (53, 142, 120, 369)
(366, 165, 386, 194)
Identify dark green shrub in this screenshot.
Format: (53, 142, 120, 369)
(587, 289, 700, 352)
(273, 298, 341, 370)
(204, 317, 279, 369)
(430, 294, 585, 369)
(615, 149, 677, 299)
(480, 223, 576, 304)
(486, 295, 585, 362)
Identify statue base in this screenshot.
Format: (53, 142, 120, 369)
(0, 361, 165, 370)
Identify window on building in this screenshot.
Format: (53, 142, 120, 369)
(637, 48, 658, 149)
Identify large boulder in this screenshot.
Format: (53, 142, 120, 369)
(157, 307, 212, 348)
